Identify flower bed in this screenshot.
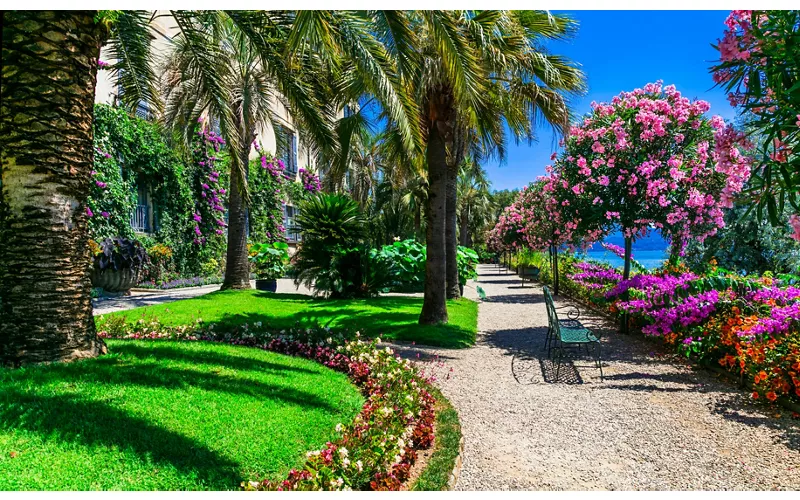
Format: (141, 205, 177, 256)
(136, 276, 225, 290)
(98, 320, 442, 490)
(540, 255, 800, 406)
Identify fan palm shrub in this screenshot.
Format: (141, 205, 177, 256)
(293, 193, 396, 297)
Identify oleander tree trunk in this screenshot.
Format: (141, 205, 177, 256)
(419, 90, 453, 325)
(221, 126, 254, 290)
(1, 11, 108, 366)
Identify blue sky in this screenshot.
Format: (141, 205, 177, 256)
(486, 10, 735, 192)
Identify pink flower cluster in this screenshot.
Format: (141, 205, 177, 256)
(299, 168, 322, 193)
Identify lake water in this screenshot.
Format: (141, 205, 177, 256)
(580, 249, 668, 270)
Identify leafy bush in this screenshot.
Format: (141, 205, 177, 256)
(91, 237, 149, 272)
(376, 240, 426, 292)
(293, 194, 395, 298)
(248, 241, 290, 281)
(374, 239, 480, 291)
(456, 247, 479, 285)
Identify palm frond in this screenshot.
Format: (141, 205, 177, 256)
(107, 10, 161, 113)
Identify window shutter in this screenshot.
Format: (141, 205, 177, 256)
(291, 132, 297, 173)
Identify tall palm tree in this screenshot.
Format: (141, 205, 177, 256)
(0, 10, 333, 365)
(457, 156, 492, 247)
(296, 11, 585, 324)
(162, 15, 335, 289)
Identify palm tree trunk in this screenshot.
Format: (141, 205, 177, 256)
(414, 204, 421, 239)
(460, 208, 469, 246)
(1, 11, 108, 365)
(445, 161, 460, 299)
(221, 137, 253, 290)
(419, 120, 449, 325)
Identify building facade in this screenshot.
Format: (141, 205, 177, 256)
(94, 12, 333, 247)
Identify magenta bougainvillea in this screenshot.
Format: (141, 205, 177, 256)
(299, 167, 322, 194)
(191, 119, 228, 245)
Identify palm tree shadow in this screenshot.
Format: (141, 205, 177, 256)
(0, 388, 241, 489)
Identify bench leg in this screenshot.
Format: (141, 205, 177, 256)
(595, 342, 604, 382)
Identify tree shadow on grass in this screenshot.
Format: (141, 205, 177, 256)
(210, 301, 476, 349)
(20, 352, 344, 414)
(0, 388, 241, 489)
(0, 342, 357, 489)
(110, 341, 321, 376)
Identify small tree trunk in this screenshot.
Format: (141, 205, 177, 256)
(419, 121, 449, 325)
(1, 11, 108, 366)
(669, 236, 683, 264)
(621, 235, 633, 333)
(445, 161, 460, 299)
(553, 244, 560, 296)
(623, 235, 633, 281)
(221, 140, 253, 290)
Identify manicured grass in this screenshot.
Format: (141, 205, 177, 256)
(0, 340, 363, 491)
(411, 386, 463, 491)
(101, 291, 478, 348)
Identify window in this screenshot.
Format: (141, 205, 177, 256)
(283, 205, 300, 243)
(277, 125, 297, 175)
(131, 181, 150, 232)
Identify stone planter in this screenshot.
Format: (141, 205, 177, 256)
(255, 279, 278, 292)
(90, 268, 140, 294)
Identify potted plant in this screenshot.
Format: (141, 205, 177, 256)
(249, 241, 289, 292)
(90, 237, 149, 295)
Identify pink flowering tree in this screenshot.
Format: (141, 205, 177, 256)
(711, 10, 800, 234)
(549, 81, 751, 281)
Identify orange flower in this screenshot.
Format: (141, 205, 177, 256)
(766, 392, 778, 402)
(752, 392, 759, 399)
(758, 370, 768, 381)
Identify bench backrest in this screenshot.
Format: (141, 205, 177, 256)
(543, 285, 557, 333)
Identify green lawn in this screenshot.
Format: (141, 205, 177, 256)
(100, 291, 478, 348)
(0, 340, 363, 490)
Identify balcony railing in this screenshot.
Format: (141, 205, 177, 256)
(131, 204, 149, 232)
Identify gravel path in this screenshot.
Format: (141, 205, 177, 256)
(396, 264, 800, 490)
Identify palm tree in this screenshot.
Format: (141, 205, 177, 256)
(1, 11, 157, 365)
(161, 15, 335, 290)
(296, 11, 585, 323)
(457, 156, 492, 247)
(0, 10, 333, 365)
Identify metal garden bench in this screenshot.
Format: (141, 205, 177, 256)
(543, 285, 603, 381)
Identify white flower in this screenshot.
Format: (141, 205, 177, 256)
(356, 460, 363, 472)
(335, 423, 343, 433)
(381, 406, 392, 416)
(393, 236, 401, 241)
(397, 438, 405, 449)
(343, 458, 350, 467)
(393, 455, 402, 464)
(339, 447, 349, 457)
